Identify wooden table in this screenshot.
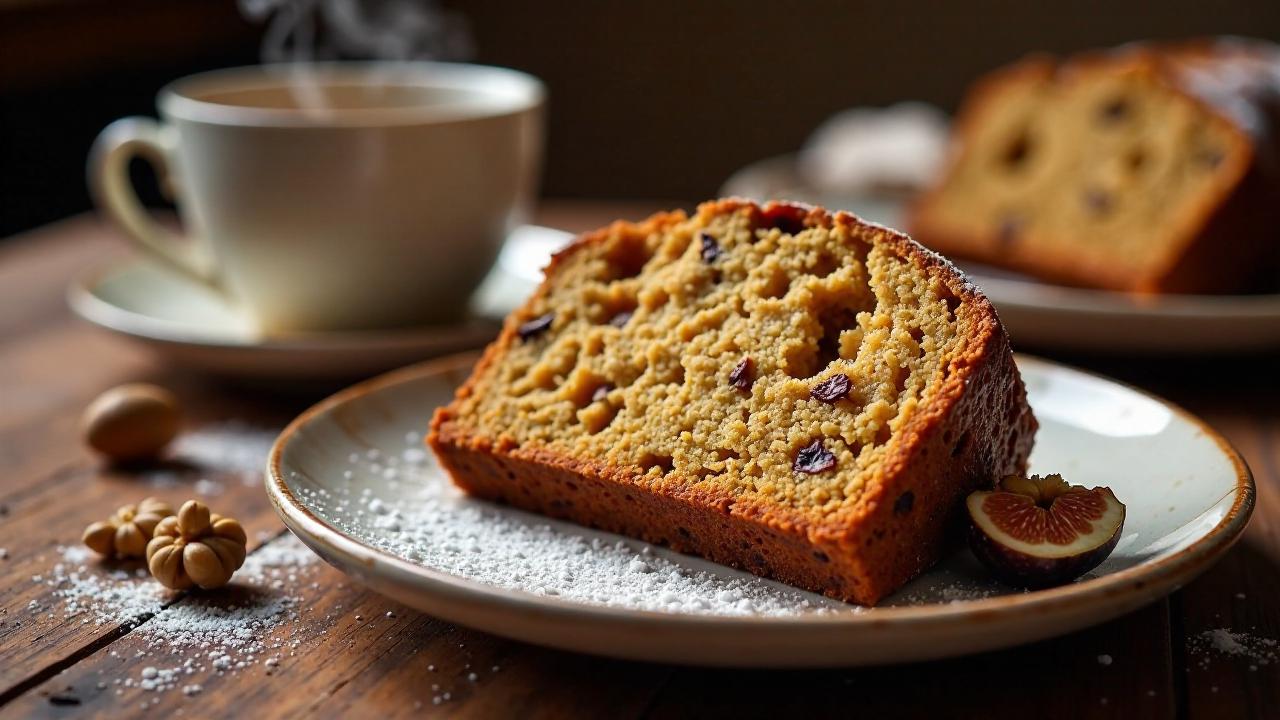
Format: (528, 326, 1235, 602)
(1, 203, 1276, 719)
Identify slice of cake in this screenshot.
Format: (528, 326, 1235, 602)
(908, 38, 1280, 294)
(429, 199, 1036, 605)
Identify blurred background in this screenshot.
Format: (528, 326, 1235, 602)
(2, 0, 1279, 238)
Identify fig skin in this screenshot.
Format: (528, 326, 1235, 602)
(967, 476, 1126, 589)
(968, 513, 1122, 589)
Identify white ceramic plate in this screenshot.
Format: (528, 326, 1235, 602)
(267, 353, 1253, 667)
(723, 155, 1280, 354)
(66, 226, 577, 381)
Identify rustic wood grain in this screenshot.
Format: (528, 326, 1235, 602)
(0, 449, 292, 694)
(4, 535, 672, 719)
(0, 205, 1276, 718)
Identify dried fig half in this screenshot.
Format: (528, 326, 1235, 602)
(967, 474, 1125, 588)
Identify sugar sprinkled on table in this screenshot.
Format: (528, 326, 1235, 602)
(1187, 627, 1279, 669)
(35, 535, 321, 702)
(165, 421, 280, 487)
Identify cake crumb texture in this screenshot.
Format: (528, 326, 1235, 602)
(431, 198, 1036, 605)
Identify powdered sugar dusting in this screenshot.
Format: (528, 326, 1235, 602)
(166, 421, 279, 487)
(1188, 628, 1278, 669)
(45, 548, 168, 627)
(894, 579, 1001, 605)
(291, 435, 852, 617)
(38, 535, 322, 701)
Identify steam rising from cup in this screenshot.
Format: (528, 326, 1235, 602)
(237, 0, 474, 115)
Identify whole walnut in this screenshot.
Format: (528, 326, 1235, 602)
(81, 383, 181, 461)
(82, 497, 175, 558)
(145, 500, 247, 590)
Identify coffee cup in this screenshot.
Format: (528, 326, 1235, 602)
(90, 62, 544, 333)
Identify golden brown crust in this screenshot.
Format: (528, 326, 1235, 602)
(430, 199, 1035, 605)
(908, 39, 1280, 294)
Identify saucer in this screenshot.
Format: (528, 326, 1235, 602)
(68, 257, 502, 382)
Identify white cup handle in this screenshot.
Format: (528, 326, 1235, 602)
(89, 117, 217, 284)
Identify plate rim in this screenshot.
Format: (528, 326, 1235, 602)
(266, 352, 1254, 634)
(971, 274, 1280, 319)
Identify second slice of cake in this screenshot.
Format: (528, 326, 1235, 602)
(908, 39, 1280, 294)
(430, 199, 1036, 605)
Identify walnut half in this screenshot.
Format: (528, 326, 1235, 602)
(82, 497, 175, 559)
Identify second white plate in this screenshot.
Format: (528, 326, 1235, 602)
(723, 154, 1280, 354)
